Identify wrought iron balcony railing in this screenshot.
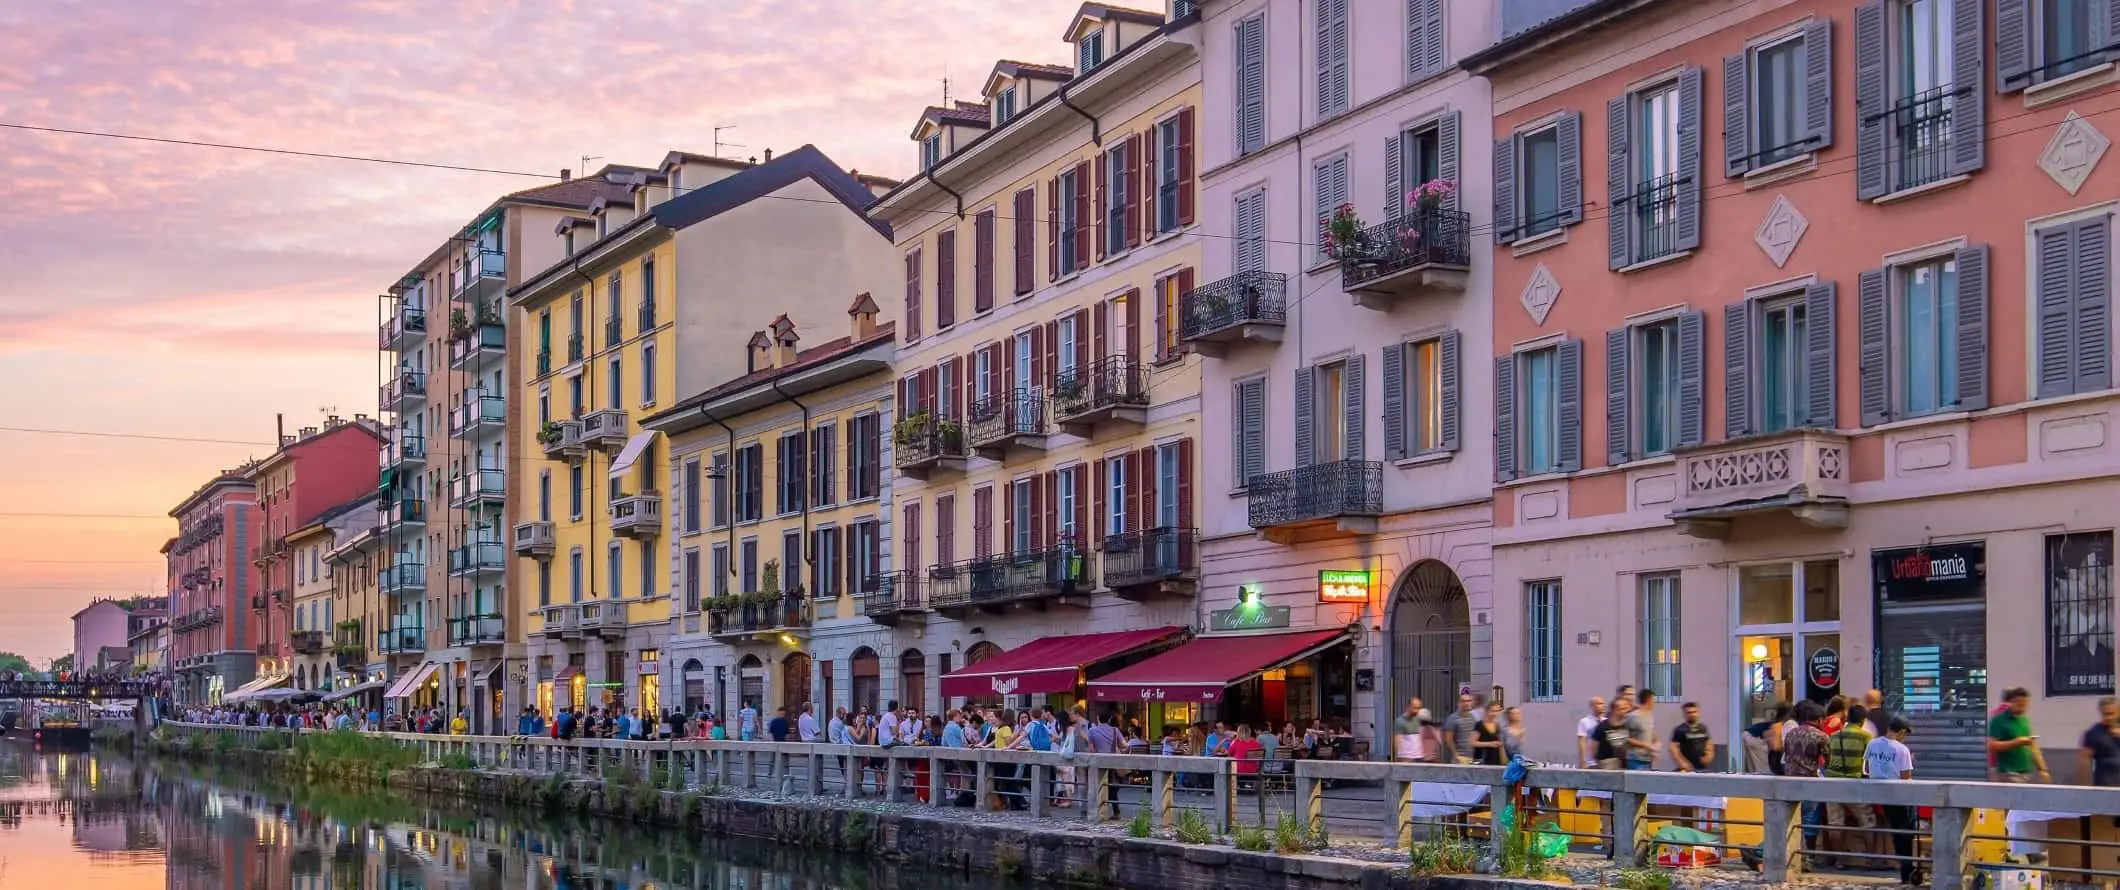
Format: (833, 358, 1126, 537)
(290, 630, 326, 654)
(967, 389, 1048, 457)
(1052, 357, 1149, 435)
(604, 317, 623, 349)
(1621, 176, 1685, 267)
(567, 332, 586, 363)
(1180, 270, 1288, 346)
(1100, 527, 1198, 589)
(638, 301, 657, 331)
(1861, 85, 1965, 196)
(1339, 208, 1473, 300)
(862, 570, 928, 624)
(892, 412, 967, 477)
(928, 548, 1095, 610)
(1246, 460, 1383, 530)
(707, 597, 812, 636)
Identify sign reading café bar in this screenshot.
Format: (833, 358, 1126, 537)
(1872, 542, 1986, 602)
(1318, 569, 1370, 603)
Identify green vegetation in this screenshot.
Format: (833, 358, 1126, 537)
(1614, 869, 1673, 890)
(439, 751, 477, 770)
(1126, 810, 1152, 838)
(1406, 836, 1481, 876)
(1274, 813, 1330, 854)
(1232, 823, 1271, 851)
(284, 729, 420, 783)
(91, 725, 136, 747)
(839, 810, 872, 848)
(0, 651, 32, 674)
(1173, 808, 1215, 844)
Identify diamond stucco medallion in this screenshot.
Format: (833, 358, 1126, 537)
(1520, 263, 1560, 326)
(2039, 111, 2110, 196)
(1754, 194, 1809, 269)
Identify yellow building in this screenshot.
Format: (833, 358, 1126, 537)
(640, 302, 897, 721)
(324, 518, 386, 705)
(510, 147, 900, 717)
(863, 3, 1206, 713)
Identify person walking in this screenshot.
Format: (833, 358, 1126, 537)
(1782, 700, 1830, 851)
(1441, 693, 1481, 763)
(1865, 716, 1919, 885)
(1393, 697, 1430, 763)
(1577, 696, 1607, 768)
(2078, 697, 2120, 787)
(1987, 687, 2049, 783)
(1624, 689, 1657, 770)
(797, 702, 819, 742)
(1668, 702, 1714, 772)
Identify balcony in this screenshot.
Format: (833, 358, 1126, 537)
(332, 645, 365, 671)
(383, 497, 426, 532)
(255, 641, 281, 658)
(893, 412, 968, 479)
(448, 467, 506, 510)
(450, 392, 505, 439)
(536, 349, 552, 377)
(861, 571, 929, 627)
(1246, 460, 1384, 542)
(604, 316, 623, 349)
(577, 601, 623, 639)
(1100, 527, 1199, 600)
(1179, 270, 1287, 357)
(578, 409, 630, 452)
(447, 613, 505, 646)
(538, 420, 585, 460)
(512, 521, 555, 558)
(376, 625, 424, 655)
(1669, 429, 1850, 539)
(290, 630, 326, 655)
(966, 389, 1049, 460)
(707, 596, 812, 641)
(380, 307, 427, 351)
(929, 549, 1095, 616)
(1052, 357, 1150, 438)
(638, 301, 658, 331)
(609, 491, 663, 539)
(448, 322, 506, 370)
(448, 541, 506, 578)
(567, 332, 586, 364)
(379, 561, 426, 595)
(1863, 86, 1963, 196)
(539, 604, 579, 639)
(453, 250, 505, 302)
(1339, 209, 1472, 310)
(382, 371, 427, 412)
(386, 435, 427, 471)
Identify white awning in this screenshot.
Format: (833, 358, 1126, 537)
(384, 662, 439, 699)
(607, 431, 659, 479)
(222, 673, 288, 704)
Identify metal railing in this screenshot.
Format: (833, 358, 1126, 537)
(928, 548, 1094, 609)
(449, 541, 505, 575)
(862, 570, 927, 617)
(967, 388, 1047, 447)
(378, 562, 425, 594)
(447, 613, 505, 646)
(707, 597, 811, 634)
(536, 349, 552, 376)
(289, 630, 325, 654)
(892, 413, 966, 468)
(375, 625, 424, 653)
(1871, 85, 1961, 194)
(604, 317, 623, 349)
(1624, 173, 1686, 265)
(1246, 460, 1383, 528)
(1338, 208, 1473, 288)
(638, 301, 657, 331)
(1051, 356, 1149, 421)
(1100, 527, 1197, 587)
(384, 498, 426, 527)
(1179, 270, 1287, 341)
(567, 332, 585, 363)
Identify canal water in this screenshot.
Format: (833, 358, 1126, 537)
(0, 744, 1026, 890)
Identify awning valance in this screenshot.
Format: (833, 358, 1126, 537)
(608, 432, 658, 478)
(322, 680, 387, 702)
(378, 467, 398, 492)
(937, 626, 1186, 699)
(383, 662, 439, 699)
(1085, 629, 1351, 703)
(553, 665, 583, 683)
(222, 673, 289, 704)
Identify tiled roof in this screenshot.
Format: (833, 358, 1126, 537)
(649, 144, 892, 239)
(1077, 3, 1167, 26)
(1461, 0, 1645, 72)
(926, 103, 992, 127)
(644, 324, 895, 424)
(504, 166, 649, 210)
(994, 59, 1075, 81)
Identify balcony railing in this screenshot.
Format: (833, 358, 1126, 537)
(577, 602, 621, 638)
(1100, 527, 1198, 592)
(967, 389, 1048, 459)
(448, 322, 506, 369)
(448, 541, 506, 577)
(1861, 85, 1963, 196)
(1052, 357, 1149, 436)
(1671, 429, 1850, 537)
(512, 521, 555, 557)
(376, 625, 424, 654)
(384, 498, 426, 529)
(332, 646, 365, 670)
(290, 630, 326, 654)
(447, 613, 505, 646)
(380, 307, 427, 351)
(929, 549, 1095, 611)
(454, 250, 505, 300)
(451, 395, 506, 439)
(566, 332, 585, 364)
(382, 371, 426, 411)
(638, 301, 657, 331)
(378, 561, 426, 595)
(449, 468, 506, 509)
(539, 604, 579, 638)
(538, 420, 584, 460)
(1620, 176, 1685, 267)
(387, 435, 427, 468)
(1339, 209, 1473, 308)
(604, 317, 623, 349)
(536, 349, 552, 377)
(893, 413, 967, 478)
(1180, 270, 1287, 352)
(1246, 460, 1383, 532)
(862, 571, 928, 625)
(579, 409, 629, 451)
(609, 492, 663, 539)
(707, 597, 811, 637)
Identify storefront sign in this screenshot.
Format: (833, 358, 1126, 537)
(1209, 604, 1292, 632)
(1872, 542, 1986, 602)
(1109, 685, 1224, 703)
(1317, 569, 1371, 604)
(1807, 646, 1840, 690)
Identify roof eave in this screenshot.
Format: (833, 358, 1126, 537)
(641, 342, 893, 435)
(508, 217, 667, 307)
(1461, 0, 1656, 74)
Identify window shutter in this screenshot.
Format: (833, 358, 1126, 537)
(2102, 1, 2120, 66)
(1439, 330, 1462, 452)
(974, 210, 995, 313)
(1492, 135, 1518, 243)
(1723, 303, 1753, 438)
(936, 229, 957, 329)
(1074, 307, 1092, 369)
(1139, 126, 1158, 241)
(1724, 51, 1753, 177)
(1557, 339, 1583, 472)
(1952, 244, 1989, 411)
(1126, 450, 1144, 534)
(2074, 216, 2113, 394)
(1438, 111, 1461, 212)
(1381, 343, 1407, 460)
(1124, 288, 1142, 363)
(960, 352, 976, 416)
(1174, 268, 1195, 356)
(1605, 94, 1632, 271)
(1002, 483, 1015, 554)
(1494, 356, 1518, 482)
(1072, 467, 1089, 549)
(1095, 149, 1110, 263)
(1409, 0, 1445, 78)
(1853, 2, 1889, 199)
(1947, 0, 1987, 176)
(904, 502, 921, 574)
(1294, 365, 1316, 468)
(1092, 461, 1107, 545)
(1073, 162, 1093, 269)
(1237, 377, 1266, 486)
(1125, 133, 1144, 248)
(1316, 0, 1348, 117)
(1034, 323, 1051, 398)
(1674, 66, 1704, 252)
(1557, 112, 1584, 226)
(1383, 132, 1404, 222)
(974, 487, 993, 558)
(1047, 177, 1060, 282)
(1676, 310, 1706, 448)
(1802, 18, 1834, 151)
(1176, 440, 1195, 558)
(1093, 300, 1110, 363)
(1804, 281, 1838, 428)
(1236, 192, 1267, 272)
(1605, 327, 1632, 465)
(904, 249, 922, 340)
(921, 366, 939, 416)
(1238, 18, 1266, 154)
(1996, 0, 2030, 93)
(1858, 268, 1891, 426)
(1154, 278, 1171, 362)
(1041, 472, 1056, 550)
(1014, 189, 1036, 296)
(1344, 353, 1366, 463)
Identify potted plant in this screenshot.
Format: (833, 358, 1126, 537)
(537, 421, 565, 446)
(1405, 177, 1457, 215)
(936, 418, 964, 450)
(704, 594, 734, 612)
(448, 307, 471, 342)
(1321, 203, 1370, 262)
(893, 410, 931, 447)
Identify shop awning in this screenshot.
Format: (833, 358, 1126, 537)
(383, 662, 439, 699)
(938, 626, 1187, 699)
(553, 665, 583, 683)
(378, 467, 398, 492)
(1085, 629, 1351, 703)
(222, 673, 289, 704)
(322, 680, 387, 702)
(607, 432, 658, 478)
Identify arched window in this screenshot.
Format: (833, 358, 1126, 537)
(899, 648, 926, 714)
(850, 647, 881, 716)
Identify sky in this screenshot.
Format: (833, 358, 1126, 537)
(0, 0, 1091, 666)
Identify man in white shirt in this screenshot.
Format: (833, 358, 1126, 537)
(1577, 696, 1607, 767)
(797, 702, 819, 742)
(878, 699, 901, 746)
(1865, 716, 1918, 884)
(826, 707, 850, 783)
(738, 700, 758, 741)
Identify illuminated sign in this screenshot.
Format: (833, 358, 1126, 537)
(1317, 569, 1371, 603)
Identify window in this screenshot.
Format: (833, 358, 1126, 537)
(639, 540, 655, 597)
(1157, 116, 1182, 233)
(1056, 314, 1079, 385)
(1526, 580, 1564, 700)
(1520, 347, 1560, 474)
(1630, 81, 1684, 262)
(2045, 532, 2114, 696)
(813, 527, 841, 598)
(640, 256, 656, 322)
(2039, 0, 2099, 80)
(851, 520, 881, 593)
(740, 538, 759, 593)
(1012, 478, 1034, 553)
(1315, 0, 1349, 118)
(1899, 255, 1959, 415)
(1862, 0, 1966, 194)
(1633, 319, 1679, 456)
(1058, 167, 1082, 274)
(569, 549, 583, 602)
(710, 450, 730, 528)
(568, 375, 584, 417)
(1638, 573, 1682, 696)
(781, 530, 802, 595)
(735, 443, 764, 522)
(1313, 360, 1350, 463)
(1754, 36, 1806, 167)
(1055, 470, 1078, 547)
(811, 422, 838, 508)
(994, 86, 1017, 124)
(1386, 335, 1455, 458)
(1758, 297, 1810, 432)
(847, 413, 881, 500)
(641, 343, 657, 404)
(1079, 29, 1104, 71)
(568, 464, 584, 518)
(1232, 376, 1266, 488)
(1312, 154, 1349, 264)
(606, 542, 622, 598)
(776, 432, 806, 515)
(1396, 126, 1443, 216)
(1517, 126, 1563, 238)
(1106, 142, 1129, 256)
(1154, 273, 1182, 360)
(935, 494, 956, 565)
(683, 548, 700, 611)
(711, 544, 730, 597)
(1155, 445, 1180, 529)
(921, 134, 942, 171)
(2033, 216, 2114, 399)
(682, 457, 701, 534)
(1607, 313, 1701, 463)
(538, 562, 551, 606)
(607, 357, 622, 408)
(1234, 14, 1267, 155)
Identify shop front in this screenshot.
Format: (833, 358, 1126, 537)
(1085, 629, 1355, 743)
(1731, 558, 1846, 732)
(1871, 541, 1990, 779)
(935, 627, 1187, 719)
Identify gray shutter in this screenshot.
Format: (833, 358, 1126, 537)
(1676, 310, 1706, 448)
(1997, 0, 2030, 92)
(1803, 18, 1834, 150)
(1556, 339, 1584, 472)
(1316, 0, 1347, 117)
(1724, 302, 1753, 438)
(1438, 111, 1462, 213)
(1804, 281, 1839, 428)
(1606, 95, 1632, 270)
(1494, 356, 1518, 482)
(1382, 343, 1407, 460)
(1384, 132, 1405, 222)
(1344, 353, 1366, 462)
(1439, 330, 1462, 452)
(1724, 52, 1753, 177)
(1674, 66, 1704, 252)
(1854, 2, 1889, 200)
(2075, 216, 2113, 394)
(1236, 191, 1266, 273)
(2035, 226, 2075, 398)
(2103, 0, 2120, 66)
(1948, 0, 1988, 176)
(1557, 112, 1584, 226)
(1236, 377, 1267, 486)
(1858, 268, 1891, 425)
(1294, 365, 1316, 468)
(1493, 135, 1519, 243)
(1238, 16, 1266, 154)
(1079, 36, 1094, 73)
(1953, 244, 1989, 411)
(1605, 327, 1632, 465)
(1409, 0, 1445, 78)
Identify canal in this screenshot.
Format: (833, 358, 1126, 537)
(0, 744, 1036, 890)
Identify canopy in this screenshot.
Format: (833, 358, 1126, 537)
(1085, 629, 1351, 703)
(249, 688, 308, 704)
(322, 680, 387, 703)
(222, 673, 289, 704)
(383, 662, 439, 700)
(607, 432, 658, 478)
(937, 626, 1186, 698)
(553, 665, 583, 683)
(378, 467, 398, 492)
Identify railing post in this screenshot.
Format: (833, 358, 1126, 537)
(1028, 761, 1049, 818)
(885, 752, 904, 803)
(1761, 797, 1801, 881)
(928, 752, 946, 807)
(1211, 764, 1234, 832)
(806, 750, 824, 796)
(1295, 769, 1323, 830)
(1489, 781, 1514, 859)
(1390, 777, 1414, 849)
(1930, 805, 1973, 890)
(1612, 790, 1648, 866)
(976, 760, 995, 812)
(1085, 762, 1107, 823)
(844, 749, 861, 799)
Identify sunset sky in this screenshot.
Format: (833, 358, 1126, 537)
(0, 0, 1089, 666)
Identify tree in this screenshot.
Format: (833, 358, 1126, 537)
(47, 653, 73, 674)
(0, 652, 30, 674)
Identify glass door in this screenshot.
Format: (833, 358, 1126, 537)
(1729, 559, 1842, 747)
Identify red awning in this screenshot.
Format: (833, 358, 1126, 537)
(1085, 629, 1350, 703)
(938, 626, 1187, 698)
(552, 665, 582, 683)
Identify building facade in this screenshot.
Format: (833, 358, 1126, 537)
(866, 1, 1211, 721)
(1469, 0, 2120, 777)
(511, 147, 899, 717)
(325, 519, 386, 701)
(241, 417, 382, 699)
(286, 496, 375, 693)
(165, 468, 261, 704)
(71, 600, 133, 674)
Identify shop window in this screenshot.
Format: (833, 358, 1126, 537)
(1285, 661, 1316, 725)
(2045, 532, 2114, 696)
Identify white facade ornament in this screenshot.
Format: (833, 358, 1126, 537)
(1754, 194, 1809, 269)
(1520, 263, 1560, 326)
(2039, 111, 2110, 196)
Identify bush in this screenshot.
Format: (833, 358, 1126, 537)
(1275, 813, 1329, 854)
(1407, 836, 1481, 876)
(1615, 869, 1673, 890)
(1127, 811, 1152, 839)
(1174, 808, 1215, 845)
(439, 752, 477, 771)
(1233, 824, 1271, 852)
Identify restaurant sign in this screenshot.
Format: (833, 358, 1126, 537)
(1317, 569, 1371, 604)
(1209, 604, 1292, 632)
(1094, 684, 1225, 703)
(1872, 542, 1986, 603)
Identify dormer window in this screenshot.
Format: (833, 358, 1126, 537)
(921, 134, 943, 171)
(669, 168, 683, 195)
(564, 231, 577, 257)
(994, 86, 1018, 124)
(1079, 29, 1105, 72)
(596, 213, 608, 238)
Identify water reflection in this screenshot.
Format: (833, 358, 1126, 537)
(0, 745, 1016, 890)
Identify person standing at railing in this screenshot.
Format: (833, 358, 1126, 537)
(797, 703, 818, 742)
(1864, 716, 1919, 885)
(1781, 699, 1829, 851)
(1668, 702, 1715, 772)
(448, 710, 467, 735)
(1987, 687, 2049, 783)
(1593, 696, 1632, 770)
(2079, 697, 2120, 787)
(1471, 702, 1505, 766)
(1624, 690, 1658, 770)
(738, 699, 759, 742)
(1823, 705, 1878, 865)
(1441, 693, 1481, 764)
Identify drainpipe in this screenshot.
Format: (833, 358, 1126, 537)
(925, 169, 966, 220)
(1057, 82, 1102, 146)
(565, 254, 603, 603)
(696, 405, 740, 587)
(769, 378, 814, 604)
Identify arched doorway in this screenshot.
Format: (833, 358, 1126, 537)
(899, 649, 926, 714)
(850, 647, 880, 716)
(1387, 560, 1471, 719)
(782, 652, 812, 716)
(737, 654, 766, 718)
(962, 642, 1003, 707)
(681, 660, 706, 713)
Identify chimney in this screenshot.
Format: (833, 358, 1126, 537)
(847, 292, 881, 340)
(560, 168, 572, 181)
(763, 148, 774, 162)
(276, 413, 285, 445)
(299, 426, 319, 440)
(746, 331, 772, 374)
(325, 414, 343, 427)
(769, 315, 798, 368)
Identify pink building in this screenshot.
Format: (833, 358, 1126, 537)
(165, 469, 261, 704)
(1469, 0, 2118, 777)
(242, 417, 383, 688)
(69, 600, 131, 673)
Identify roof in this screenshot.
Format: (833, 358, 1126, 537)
(659, 150, 758, 174)
(641, 324, 895, 428)
(1461, 0, 1650, 73)
(289, 493, 376, 539)
(992, 59, 1075, 82)
(1075, 2, 1167, 27)
(649, 144, 892, 239)
(168, 465, 259, 518)
(918, 102, 994, 135)
(503, 165, 654, 210)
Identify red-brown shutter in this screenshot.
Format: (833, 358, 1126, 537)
(974, 210, 995, 313)
(1092, 457, 1107, 546)
(960, 352, 976, 416)
(1072, 162, 1092, 270)
(1039, 471, 1055, 551)
(1176, 107, 1196, 226)
(1125, 134, 1144, 249)
(898, 375, 912, 413)
(1123, 289, 1142, 364)
(999, 340, 1015, 405)
(1139, 124, 1158, 242)
(903, 501, 921, 574)
(939, 359, 958, 419)
(1092, 300, 1110, 363)
(1002, 482, 1015, 555)
(973, 486, 993, 558)
(1125, 450, 1144, 535)
(1041, 321, 1057, 391)
(935, 494, 954, 566)
(1071, 466, 1089, 551)
(1153, 275, 1170, 363)
(936, 229, 957, 329)
(904, 248, 922, 340)
(1175, 268, 1196, 356)
(919, 366, 939, 416)
(1014, 189, 1035, 296)
(1178, 439, 1196, 566)
(1094, 150, 1109, 263)
(1046, 178, 1059, 283)
(1138, 446, 1160, 530)
(1073, 308, 1091, 372)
